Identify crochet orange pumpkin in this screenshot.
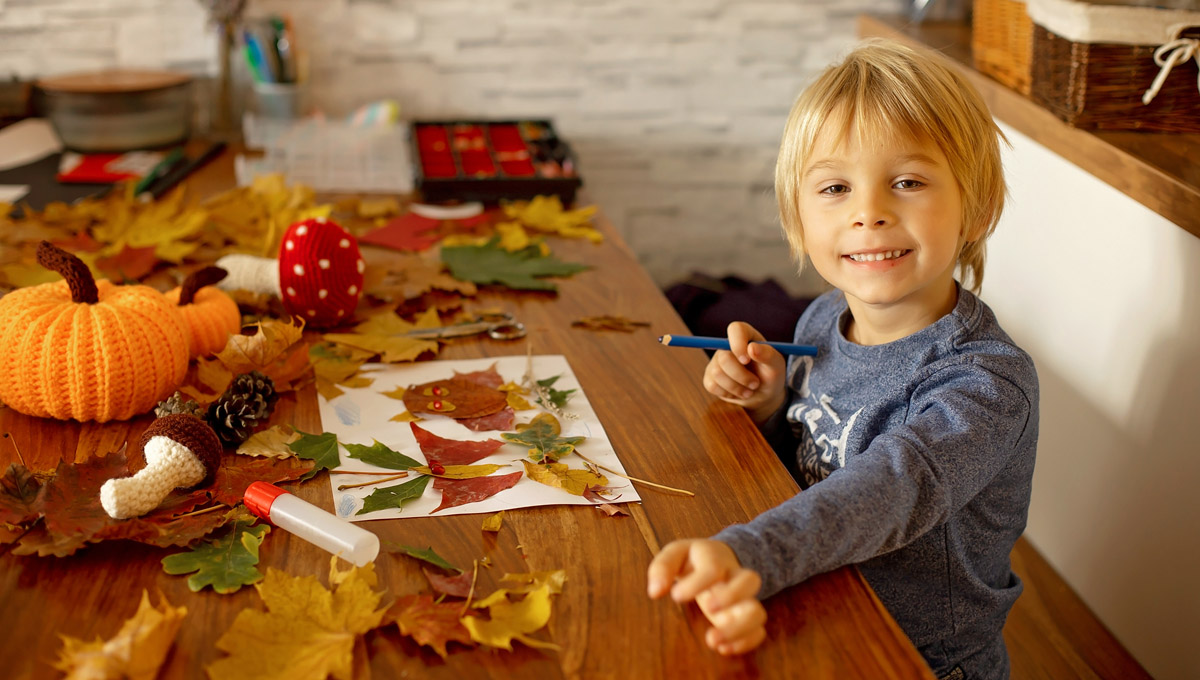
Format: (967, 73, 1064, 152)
(164, 265, 241, 357)
(0, 241, 190, 422)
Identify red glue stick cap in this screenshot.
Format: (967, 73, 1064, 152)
(244, 481, 288, 520)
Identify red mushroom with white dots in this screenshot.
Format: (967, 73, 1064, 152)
(215, 217, 365, 328)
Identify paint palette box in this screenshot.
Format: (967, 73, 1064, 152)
(411, 119, 582, 204)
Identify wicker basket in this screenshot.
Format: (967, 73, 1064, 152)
(1027, 0, 1200, 132)
(973, 0, 1034, 94)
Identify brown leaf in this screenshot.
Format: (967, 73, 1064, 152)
(402, 379, 507, 419)
(0, 462, 43, 526)
(386, 594, 475, 659)
(236, 425, 301, 459)
(571, 315, 651, 332)
(215, 317, 306, 376)
(363, 252, 477, 303)
(207, 454, 315, 507)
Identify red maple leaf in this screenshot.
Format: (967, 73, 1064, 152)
(359, 213, 441, 252)
(430, 471, 522, 514)
(409, 422, 503, 466)
(423, 567, 473, 598)
(452, 363, 504, 389)
(460, 406, 515, 432)
(206, 453, 315, 506)
(385, 593, 476, 659)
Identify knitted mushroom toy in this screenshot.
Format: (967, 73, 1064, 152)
(99, 414, 223, 519)
(215, 217, 365, 328)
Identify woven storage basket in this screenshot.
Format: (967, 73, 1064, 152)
(973, 0, 1034, 94)
(1027, 0, 1200, 132)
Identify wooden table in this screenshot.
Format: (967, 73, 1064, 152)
(0, 152, 933, 679)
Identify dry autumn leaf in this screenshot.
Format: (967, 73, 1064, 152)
(207, 561, 388, 680)
(216, 317, 306, 376)
(504, 195, 602, 243)
(481, 511, 504, 533)
(521, 460, 607, 497)
(387, 594, 475, 659)
(54, 590, 186, 680)
(571, 315, 651, 333)
(462, 584, 560, 651)
(237, 425, 301, 459)
(323, 307, 441, 363)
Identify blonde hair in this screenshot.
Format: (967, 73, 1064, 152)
(775, 38, 1007, 293)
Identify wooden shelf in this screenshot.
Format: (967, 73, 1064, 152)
(859, 14, 1200, 240)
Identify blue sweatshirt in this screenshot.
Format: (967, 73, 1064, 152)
(715, 286, 1038, 680)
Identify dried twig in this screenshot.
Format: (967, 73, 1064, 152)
(573, 450, 693, 496)
(338, 471, 408, 490)
(174, 504, 227, 519)
(3, 432, 27, 467)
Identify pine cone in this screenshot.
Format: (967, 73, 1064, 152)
(206, 392, 269, 447)
(155, 391, 203, 418)
(205, 371, 278, 447)
(230, 370, 277, 407)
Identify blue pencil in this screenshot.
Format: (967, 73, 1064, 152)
(659, 334, 818, 357)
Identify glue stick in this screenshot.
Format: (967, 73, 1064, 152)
(243, 481, 380, 567)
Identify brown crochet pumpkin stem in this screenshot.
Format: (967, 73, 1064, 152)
(178, 266, 228, 306)
(36, 240, 98, 304)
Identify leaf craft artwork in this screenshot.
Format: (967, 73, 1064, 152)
(502, 413, 584, 463)
(522, 460, 608, 497)
(440, 238, 588, 291)
(319, 355, 642, 520)
(53, 590, 187, 680)
(161, 518, 270, 594)
(206, 560, 388, 680)
(534, 374, 577, 412)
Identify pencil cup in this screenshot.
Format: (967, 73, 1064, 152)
(252, 81, 305, 119)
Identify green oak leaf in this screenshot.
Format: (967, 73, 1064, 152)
(440, 238, 588, 291)
(343, 439, 421, 470)
(161, 519, 269, 594)
(535, 374, 577, 411)
(357, 474, 433, 515)
(501, 413, 585, 463)
(383, 542, 460, 572)
(288, 430, 342, 481)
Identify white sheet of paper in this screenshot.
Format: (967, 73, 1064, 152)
(0, 119, 63, 172)
(320, 355, 641, 521)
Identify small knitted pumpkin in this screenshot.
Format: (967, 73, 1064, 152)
(0, 241, 190, 422)
(164, 265, 241, 357)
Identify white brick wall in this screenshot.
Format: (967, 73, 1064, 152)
(0, 0, 909, 297)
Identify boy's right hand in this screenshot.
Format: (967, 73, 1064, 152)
(702, 322, 786, 424)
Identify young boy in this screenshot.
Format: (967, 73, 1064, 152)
(646, 39, 1038, 680)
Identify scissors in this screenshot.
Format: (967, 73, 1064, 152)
(403, 312, 527, 341)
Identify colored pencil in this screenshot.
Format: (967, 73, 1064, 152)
(658, 334, 818, 357)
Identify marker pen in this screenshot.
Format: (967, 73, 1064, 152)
(243, 481, 380, 566)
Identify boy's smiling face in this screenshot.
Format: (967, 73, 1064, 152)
(798, 124, 967, 343)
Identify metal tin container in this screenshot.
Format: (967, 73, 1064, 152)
(36, 70, 192, 152)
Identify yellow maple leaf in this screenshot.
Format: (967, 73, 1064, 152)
(237, 424, 301, 459)
(216, 317, 306, 375)
(322, 307, 441, 363)
(522, 460, 607, 496)
(54, 590, 186, 680)
(462, 585, 560, 651)
(207, 562, 387, 680)
(481, 511, 504, 532)
(503, 195, 602, 243)
(311, 343, 377, 401)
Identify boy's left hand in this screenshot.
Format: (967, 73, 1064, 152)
(647, 538, 768, 655)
